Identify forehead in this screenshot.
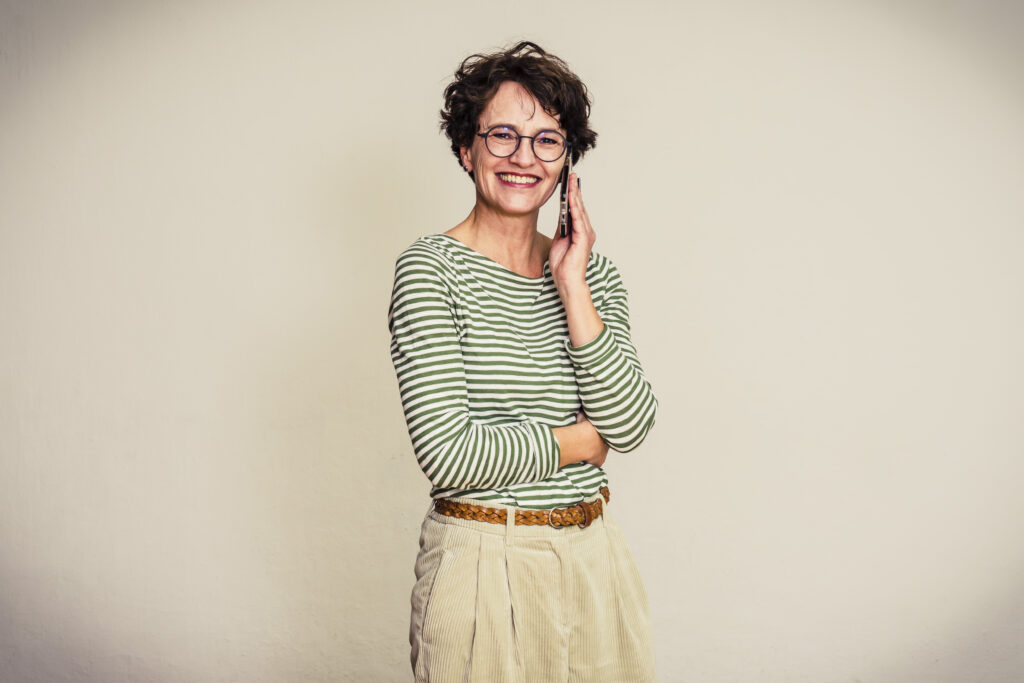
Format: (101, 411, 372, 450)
(479, 81, 561, 131)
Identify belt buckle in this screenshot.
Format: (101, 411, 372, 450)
(577, 501, 594, 529)
(548, 501, 594, 530)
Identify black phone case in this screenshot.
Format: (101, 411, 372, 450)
(559, 167, 572, 238)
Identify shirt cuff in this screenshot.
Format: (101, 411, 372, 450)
(565, 324, 616, 368)
(525, 422, 560, 480)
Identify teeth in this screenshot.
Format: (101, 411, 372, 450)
(498, 173, 538, 185)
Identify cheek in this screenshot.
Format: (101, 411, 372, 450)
(539, 179, 560, 204)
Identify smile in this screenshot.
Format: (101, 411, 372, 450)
(497, 173, 540, 186)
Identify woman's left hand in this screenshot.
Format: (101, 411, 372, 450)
(549, 172, 594, 294)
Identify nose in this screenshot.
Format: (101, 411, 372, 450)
(509, 136, 538, 166)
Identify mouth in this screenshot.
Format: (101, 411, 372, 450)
(496, 172, 541, 187)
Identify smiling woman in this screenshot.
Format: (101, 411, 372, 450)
(388, 41, 659, 682)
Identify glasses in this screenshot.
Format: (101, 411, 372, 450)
(476, 125, 568, 163)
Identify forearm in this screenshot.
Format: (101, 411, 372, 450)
(557, 280, 603, 348)
(406, 405, 560, 490)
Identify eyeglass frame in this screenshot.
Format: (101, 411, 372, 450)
(475, 125, 570, 162)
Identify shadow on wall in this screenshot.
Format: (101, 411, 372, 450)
(885, 585, 1024, 681)
(0, 564, 188, 682)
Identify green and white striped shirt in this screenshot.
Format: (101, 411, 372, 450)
(388, 234, 657, 510)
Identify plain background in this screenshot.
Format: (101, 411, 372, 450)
(2, 1, 1022, 681)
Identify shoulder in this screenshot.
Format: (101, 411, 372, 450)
(393, 235, 463, 281)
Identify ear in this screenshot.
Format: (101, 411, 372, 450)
(459, 146, 473, 173)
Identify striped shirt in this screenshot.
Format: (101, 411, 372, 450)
(388, 234, 657, 510)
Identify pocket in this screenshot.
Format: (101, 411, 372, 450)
(415, 525, 481, 680)
(410, 518, 447, 673)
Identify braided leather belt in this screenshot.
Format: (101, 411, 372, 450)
(434, 487, 611, 530)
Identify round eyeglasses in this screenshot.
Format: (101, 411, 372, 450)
(476, 125, 568, 163)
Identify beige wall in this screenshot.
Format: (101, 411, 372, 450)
(2, 1, 1023, 681)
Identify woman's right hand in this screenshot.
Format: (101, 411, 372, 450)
(554, 413, 609, 468)
(577, 411, 608, 468)
(583, 438, 609, 468)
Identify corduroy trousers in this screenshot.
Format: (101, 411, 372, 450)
(409, 494, 657, 682)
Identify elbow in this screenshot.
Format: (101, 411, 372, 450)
(420, 449, 475, 490)
(418, 439, 481, 491)
(413, 421, 476, 489)
(603, 395, 658, 453)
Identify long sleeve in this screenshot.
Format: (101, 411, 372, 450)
(388, 247, 561, 490)
(566, 257, 658, 452)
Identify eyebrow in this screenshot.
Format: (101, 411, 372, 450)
(481, 122, 566, 135)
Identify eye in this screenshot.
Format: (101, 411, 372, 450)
(489, 127, 517, 141)
(536, 132, 564, 147)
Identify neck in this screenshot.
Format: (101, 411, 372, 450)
(450, 203, 549, 277)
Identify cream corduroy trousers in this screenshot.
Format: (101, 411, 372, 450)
(409, 494, 657, 682)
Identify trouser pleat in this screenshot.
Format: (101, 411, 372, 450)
(507, 538, 569, 682)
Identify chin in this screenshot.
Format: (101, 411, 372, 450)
(500, 200, 547, 217)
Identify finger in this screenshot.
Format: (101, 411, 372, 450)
(567, 174, 585, 226)
(568, 174, 594, 242)
(570, 174, 590, 224)
(568, 172, 580, 206)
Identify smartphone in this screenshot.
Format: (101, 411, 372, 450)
(558, 157, 574, 238)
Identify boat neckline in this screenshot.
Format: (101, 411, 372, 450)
(433, 233, 550, 282)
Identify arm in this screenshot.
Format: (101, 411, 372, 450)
(565, 259, 658, 452)
(389, 246, 602, 490)
(549, 174, 658, 452)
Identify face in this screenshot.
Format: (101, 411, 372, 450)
(460, 81, 567, 220)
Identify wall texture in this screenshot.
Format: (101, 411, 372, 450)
(2, 1, 1022, 681)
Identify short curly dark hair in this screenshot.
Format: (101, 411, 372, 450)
(440, 41, 597, 180)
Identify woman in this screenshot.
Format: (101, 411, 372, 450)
(388, 41, 658, 682)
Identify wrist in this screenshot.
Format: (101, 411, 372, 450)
(555, 278, 590, 299)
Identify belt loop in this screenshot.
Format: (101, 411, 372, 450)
(505, 504, 516, 545)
